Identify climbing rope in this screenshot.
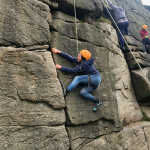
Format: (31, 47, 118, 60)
(74, 0, 79, 54)
(73, 0, 150, 86)
(103, 0, 150, 86)
(115, 0, 141, 29)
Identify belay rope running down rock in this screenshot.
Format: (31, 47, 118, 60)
(102, 0, 150, 86)
(73, 0, 150, 87)
(59, 0, 150, 112)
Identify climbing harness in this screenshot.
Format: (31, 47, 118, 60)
(74, 0, 79, 54)
(102, 0, 150, 86)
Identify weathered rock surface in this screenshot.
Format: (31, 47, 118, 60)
(50, 12, 143, 127)
(67, 120, 122, 150)
(131, 68, 150, 102)
(52, 11, 80, 23)
(125, 52, 150, 102)
(0, 0, 51, 46)
(0, 46, 69, 149)
(0, 125, 69, 150)
(50, 18, 107, 48)
(38, 0, 59, 8)
(114, 0, 150, 42)
(125, 52, 150, 70)
(141, 105, 150, 118)
(0, 47, 65, 109)
(96, 22, 119, 46)
(79, 121, 150, 150)
(51, 0, 103, 17)
(0, 0, 150, 149)
(109, 52, 143, 124)
(124, 36, 143, 48)
(50, 31, 120, 126)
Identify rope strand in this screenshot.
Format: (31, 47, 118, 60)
(103, 0, 150, 86)
(74, 0, 79, 54)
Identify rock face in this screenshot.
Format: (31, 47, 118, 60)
(0, 46, 69, 149)
(0, 0, 150, 149)
(50, 0, 103, 17)
(0, 0, 51, 46)
(79, 122, 150, 150)
(125, 52, 150, 103)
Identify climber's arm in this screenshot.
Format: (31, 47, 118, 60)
(108, 0, 119, 10)
(55, 64, 81, 73)
(51, 48, 78, 64)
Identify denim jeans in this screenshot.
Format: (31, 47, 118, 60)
(117, 21, 129, 48)
(142, 38, 150, 52)
(67, 75, 101, 101)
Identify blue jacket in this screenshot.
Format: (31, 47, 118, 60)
(60, 52, 100, 75)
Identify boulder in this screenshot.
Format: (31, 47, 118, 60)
(50, 19, 76, 39)
(124, 36, 143, 48)
(131, 68, 150, 103)
(77, 23, 107, 47)
(109, 52, 143, 124)
(125, 52, 150, 70)
(96, 22, 119, 46)
(0, 0, 51, 46)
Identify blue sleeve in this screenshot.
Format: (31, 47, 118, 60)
(61, 65, 82, 73)
(108, 0, 119, 10)
(59, 52, 78, 64)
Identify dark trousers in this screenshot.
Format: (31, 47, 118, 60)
(142, 38, 150, 53)
(117, 21, 129, 48)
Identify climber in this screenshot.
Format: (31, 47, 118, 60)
(140, 25, 150, 54)
(107, 0, 130, 52)
(51, 48, 102, 112)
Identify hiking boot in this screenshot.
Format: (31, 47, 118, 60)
(93, 102, 102, 112)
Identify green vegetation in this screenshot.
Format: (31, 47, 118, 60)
(141, 111, 150, 121)
(97, 16, 112, 25)
(112, 49, 116, 53)
(117, 134, 123, 145)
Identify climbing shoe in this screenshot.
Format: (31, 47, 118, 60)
(93, 102, 102, 112)
(63, 89, 67, 97)
(60, 82, 69, 97)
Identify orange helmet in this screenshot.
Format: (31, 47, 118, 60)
(142, 25, 147, 30)
(80, 49, 91, 60)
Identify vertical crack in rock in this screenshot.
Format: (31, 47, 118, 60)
(143, 127, 150, 150)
